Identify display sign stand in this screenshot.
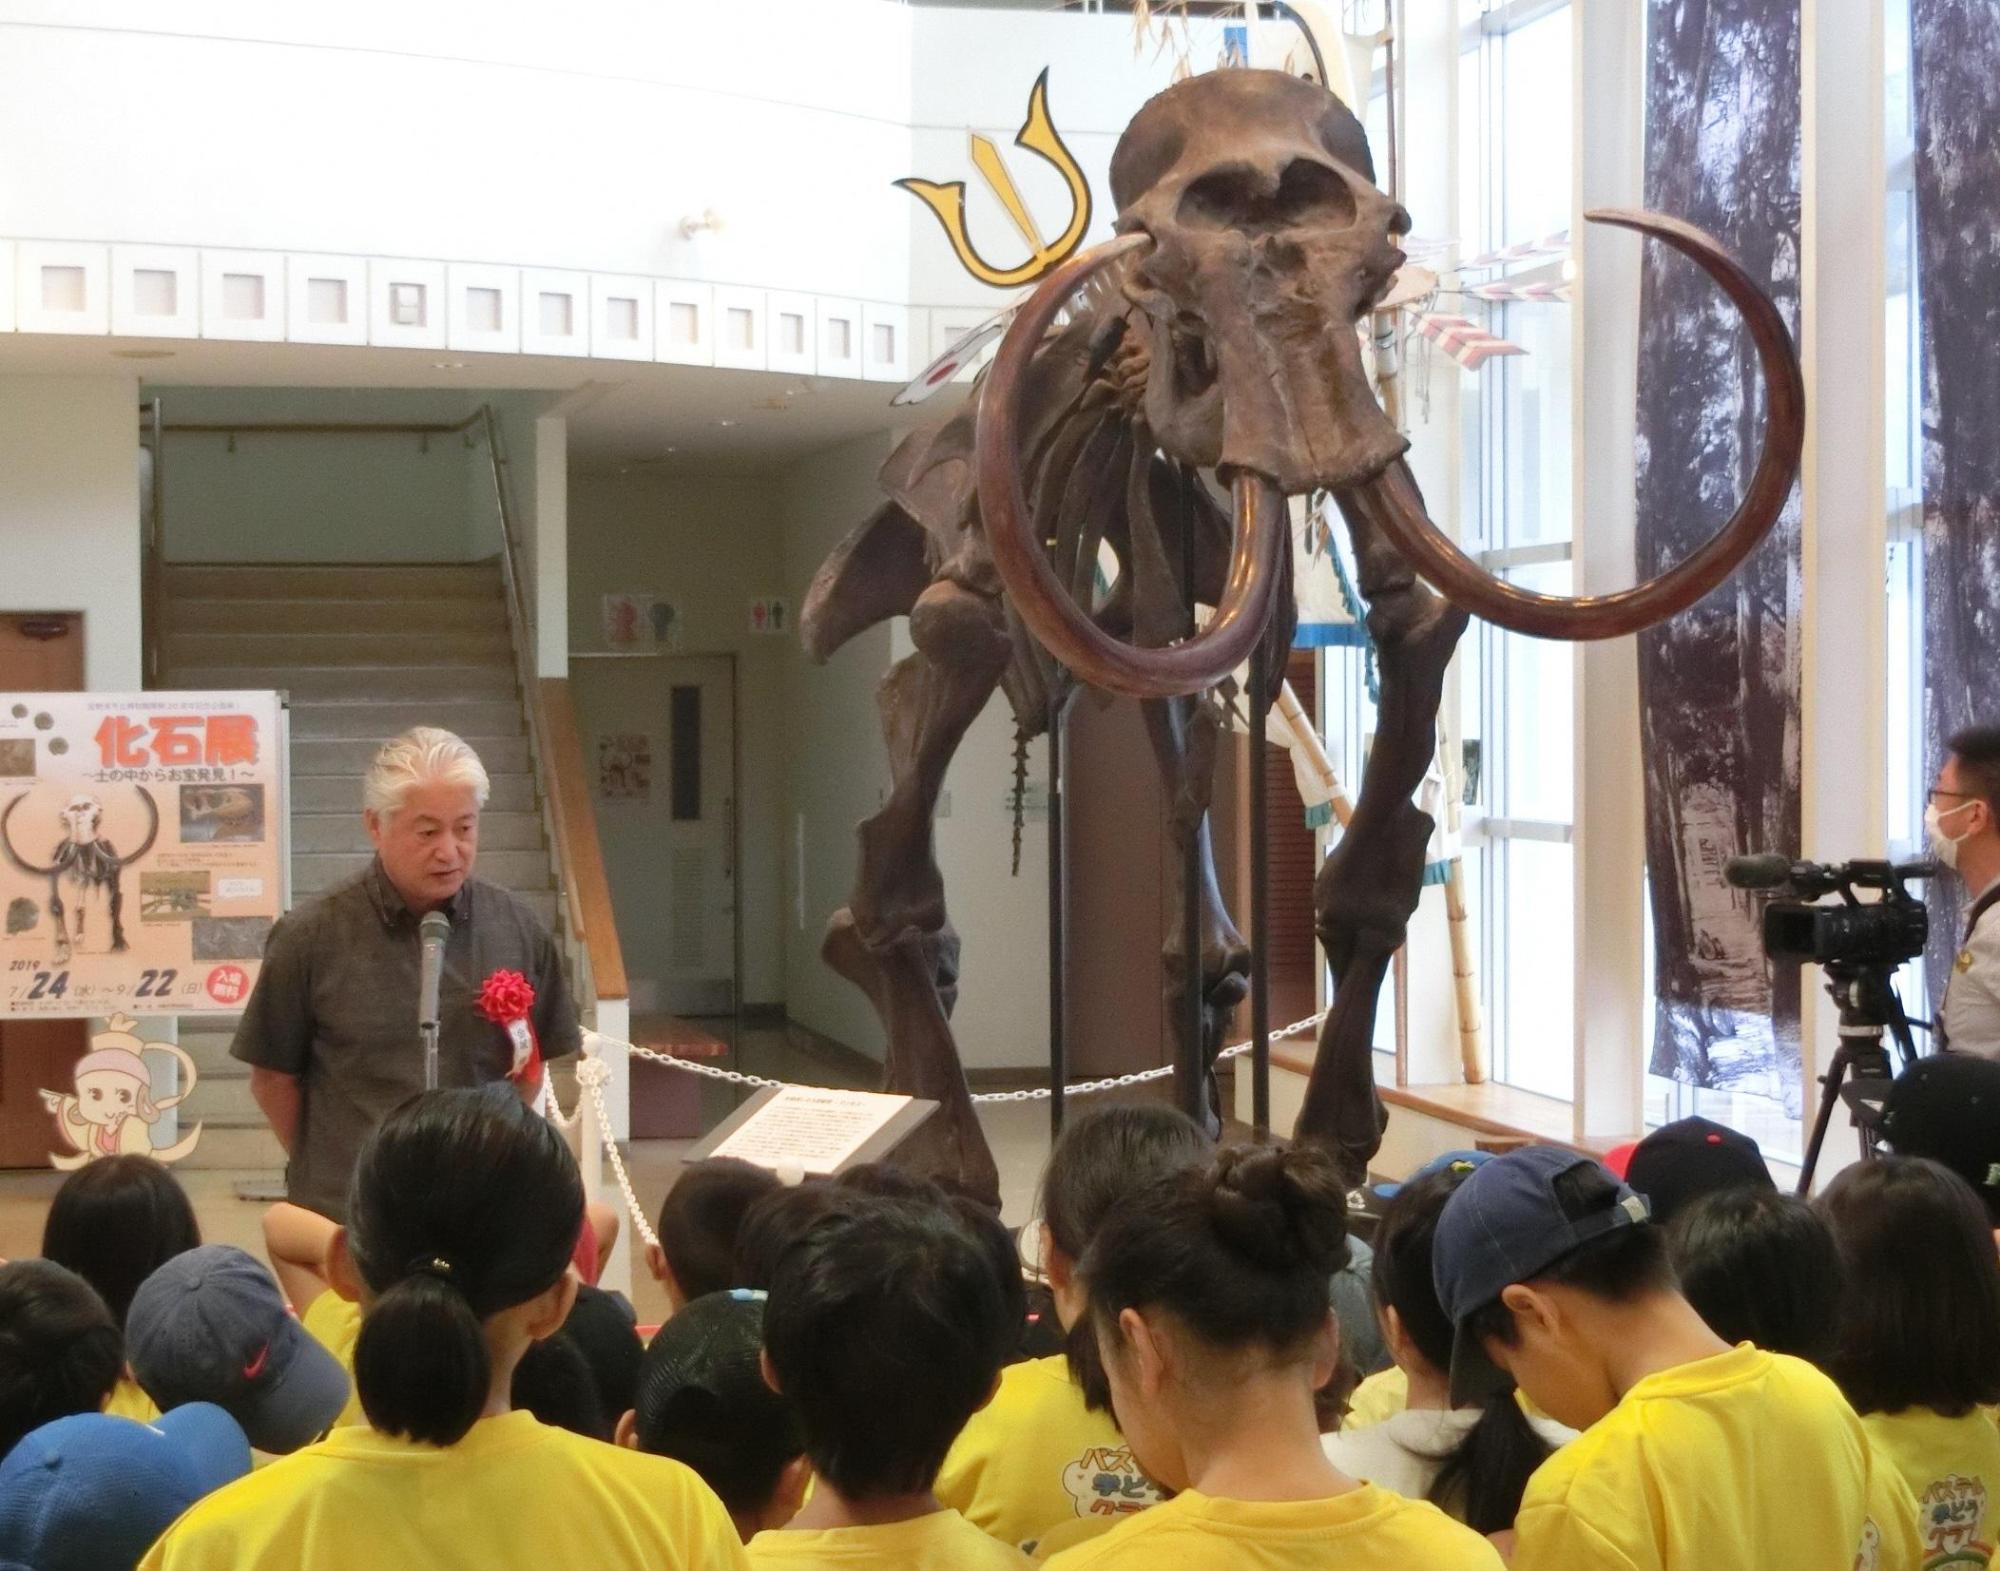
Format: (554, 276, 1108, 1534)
(684, 1085, 938, 1179)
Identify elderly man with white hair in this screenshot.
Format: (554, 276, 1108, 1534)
(231, 728, 581, 1240)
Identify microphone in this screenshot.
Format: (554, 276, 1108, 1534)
(418, 910, 451, 1030)
(1723, 854, 1799, 890)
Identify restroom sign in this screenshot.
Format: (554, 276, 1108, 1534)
(749, 598, 791, 637)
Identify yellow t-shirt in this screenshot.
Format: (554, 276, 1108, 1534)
(936, 1354, 1162, 1552)
(138, 1409, 747, 1571)
(299, 1292, 365, 1431)
(1862, 1405, 2000, 1567)
(1041, 1483, 1501, 1570)
(1513, 1344, 1924, 1571)
(1342, 1367, 1409, 1431)
(747, 1508, 1030, 1569)
(105, 1374, 160, 1423)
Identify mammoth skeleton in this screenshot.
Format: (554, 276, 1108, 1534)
(803, 71, 1802, 1200)
(0, 789, 161, 964)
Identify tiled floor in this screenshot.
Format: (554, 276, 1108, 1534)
(0, 1018, 1188, 1328)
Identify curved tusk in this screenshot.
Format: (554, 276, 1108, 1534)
(976, 234, 1291, 698)
(1350, 208, 1805, 642)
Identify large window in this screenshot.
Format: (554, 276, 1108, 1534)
(1458, 0, 1576, 1100)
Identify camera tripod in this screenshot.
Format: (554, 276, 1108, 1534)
(1795, 961, 1920, 1195)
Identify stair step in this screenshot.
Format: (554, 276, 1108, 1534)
(164, 563, 502, 600)
(163, 666, 518, 702)
(187, 1066, 262, 1124)
(289, 699, 524, 740)
(293, 736, 530, 775)
(291, 811, 543, 853)
(170, 597, 503, 635)
(166, 631, 514, 666)
(173, 1122, 285, 1171)
(289, 771, 536, 813)
(293, 849, 553, 894)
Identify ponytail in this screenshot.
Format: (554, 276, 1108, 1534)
(1371, 1167, 1554, 1532)
(1428, 1392, 1554, 1535)
(354, 1269, 491, 1446)
(346, 1087, 583, 1447)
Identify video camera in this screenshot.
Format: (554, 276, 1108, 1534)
(1722, 854, 1936, 970)
(1723, 853, 1941, 1192)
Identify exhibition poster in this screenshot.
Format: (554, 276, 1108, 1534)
(0, 692, 288, 1018)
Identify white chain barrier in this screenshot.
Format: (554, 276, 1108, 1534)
(543, 1010, 1330, 1257)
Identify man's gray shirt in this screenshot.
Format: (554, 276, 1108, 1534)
(231, 860, 580, 1221)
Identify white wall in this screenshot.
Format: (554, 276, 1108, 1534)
(0, 2, 1234, 321)
(566, 469, 790, 1009)
(0, 374, 141, 687)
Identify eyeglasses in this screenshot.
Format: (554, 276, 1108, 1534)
(1930, 789, 1976, 806)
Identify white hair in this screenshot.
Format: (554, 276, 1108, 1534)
(363, 727, 491, 821)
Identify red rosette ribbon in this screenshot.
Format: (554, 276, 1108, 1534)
(476, 969, 541, 1085)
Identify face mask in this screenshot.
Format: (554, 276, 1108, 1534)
(1926, 799, 1978, 869)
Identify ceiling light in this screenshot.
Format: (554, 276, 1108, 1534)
(112, 349, 175, 360)
(431, 361, 467, 370)
(714, 418, 737, 429)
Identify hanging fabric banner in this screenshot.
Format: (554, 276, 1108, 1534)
(1910, 0, 2000, 999)
(1636, 0, 1805, 1111)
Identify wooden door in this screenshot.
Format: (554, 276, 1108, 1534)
(0, 614, 87, 1167)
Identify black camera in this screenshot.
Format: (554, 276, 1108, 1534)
(1723, 854, 1935, 969)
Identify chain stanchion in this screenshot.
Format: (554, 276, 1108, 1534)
(552, 1014, 1331, 1277)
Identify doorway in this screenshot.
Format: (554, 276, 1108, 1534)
(573, 653, 739, 1019)
(0, 613, 88, 1167)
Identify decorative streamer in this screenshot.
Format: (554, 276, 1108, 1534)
(1910, 0, 2000, 1000)
(1636, 0, 1805, 1111)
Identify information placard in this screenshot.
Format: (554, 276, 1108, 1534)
(0, 692, 287, 1017)
(692, 1085, 938, 1178)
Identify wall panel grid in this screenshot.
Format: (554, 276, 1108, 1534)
(0, 235, 1001, 387)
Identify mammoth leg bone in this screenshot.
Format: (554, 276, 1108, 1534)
(1140, 692, 1250, 1138)
(1297, 473, 1471, 1184)
(821, 577, 1009, 1204)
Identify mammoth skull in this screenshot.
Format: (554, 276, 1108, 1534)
(1111, 69, 1410, 495)
(976, 68, 1804, 699)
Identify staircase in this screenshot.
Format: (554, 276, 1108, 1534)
(157, 561, 558, 1169)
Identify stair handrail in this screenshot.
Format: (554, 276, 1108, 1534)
(473, 406, 629, 1012)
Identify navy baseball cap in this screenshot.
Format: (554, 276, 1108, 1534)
(126, 1245, 350, 1455)
(0, 1402, 249, 1571)
(1432, 1145, 1651, 1405)
(1371, 1148, 1494, 1202)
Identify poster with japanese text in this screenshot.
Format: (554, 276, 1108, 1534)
(0, 693, 287, 1018)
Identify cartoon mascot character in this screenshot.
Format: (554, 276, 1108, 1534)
(40, 1014, 202, 1168)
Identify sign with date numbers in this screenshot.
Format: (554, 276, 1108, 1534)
(0, 692, 287, 1018)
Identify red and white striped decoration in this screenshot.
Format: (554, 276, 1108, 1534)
(1411, 311, 1527, 371)
(1463, 229, 1571, 270)
(1464, 278, 1574, 303)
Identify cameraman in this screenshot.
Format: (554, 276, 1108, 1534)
(1930, 724, 2000, 1058)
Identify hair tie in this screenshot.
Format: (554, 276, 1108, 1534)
(408, 1254, 457, 1284)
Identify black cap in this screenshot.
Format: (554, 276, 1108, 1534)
(1623, 1118, 1774, 1226)
(1881, 1055, 2000, 1223)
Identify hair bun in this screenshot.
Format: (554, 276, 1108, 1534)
(1205, 1144, 1349, 1275)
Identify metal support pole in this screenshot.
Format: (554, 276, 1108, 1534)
(1249, 643, 1272, 1136)
(1047, 695, 1072, 1138)
(1178, 485, 1206, 1125)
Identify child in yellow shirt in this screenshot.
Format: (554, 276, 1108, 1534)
(938, 1103, 1210, 1553)
(141, 1086, 745, 1571)
(748, 1187, 1031, 1570)
(1432, 1144, 1923, 1570)
(1820, 1156, 2000, 1566)
(1044, 1144, 1502, 1571)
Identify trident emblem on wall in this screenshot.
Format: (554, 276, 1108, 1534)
(896, 69, 1092, 290)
